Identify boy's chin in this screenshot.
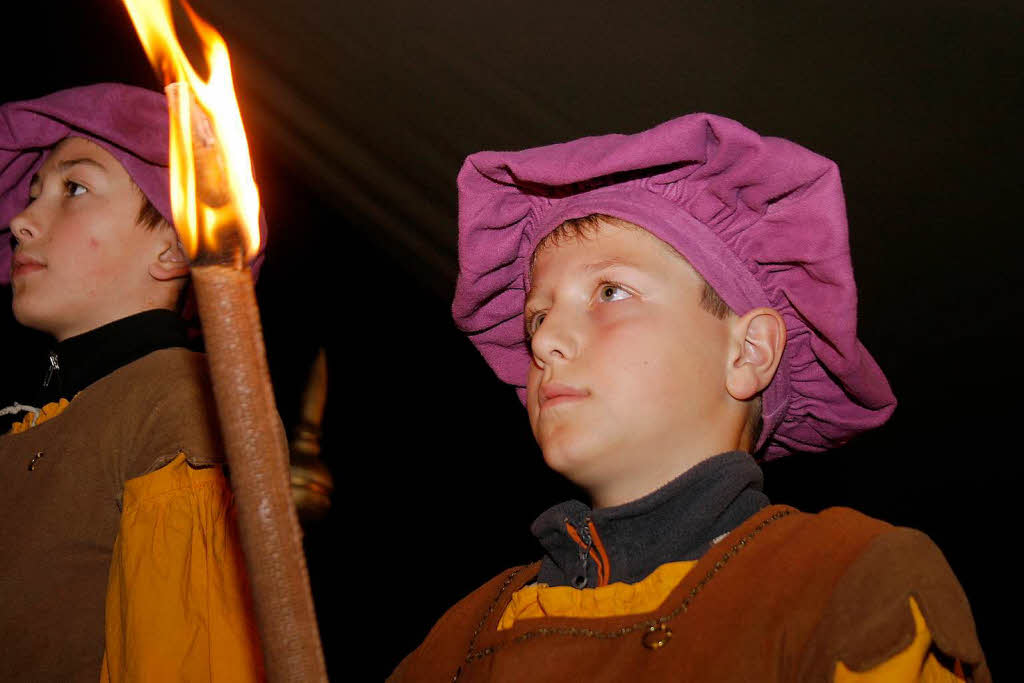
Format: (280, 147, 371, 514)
(540, 437, 615, 487)
(11, 301, 55, 338)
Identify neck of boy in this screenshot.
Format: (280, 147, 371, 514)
(34, 309, 190, 406)
(532, 450, 768, 588)
(580, 404, 756, 510)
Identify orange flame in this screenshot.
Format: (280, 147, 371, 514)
(122, 0, 260, 261)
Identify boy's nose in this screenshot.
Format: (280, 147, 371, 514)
(9, 206, 41, 242)
(530, 309, 581, 367)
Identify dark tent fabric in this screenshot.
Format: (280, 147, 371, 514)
(2, 0, 1019, 678)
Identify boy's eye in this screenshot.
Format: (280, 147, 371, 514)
(598, 284, 631, 302)
(65, 180, 87, 197)
(526, 311, 546, 338)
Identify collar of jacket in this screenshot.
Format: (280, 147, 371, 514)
(35, 309, 190, 406)
(532, 450, 769, 588)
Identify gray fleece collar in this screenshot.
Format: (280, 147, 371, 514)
(532, 451, 769, 587)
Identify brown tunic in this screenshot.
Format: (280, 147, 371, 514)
(0, 349, 224, 682)
(391, 505, 989, 682)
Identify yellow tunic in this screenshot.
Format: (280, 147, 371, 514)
(101, 453, 263, 681)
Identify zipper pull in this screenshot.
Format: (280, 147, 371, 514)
(43, 352, 60, 388)
(573, 516, 594, 588)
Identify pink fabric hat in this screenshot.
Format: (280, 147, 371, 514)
(453, 113, 896, 459)
(0, 83, 266, 284)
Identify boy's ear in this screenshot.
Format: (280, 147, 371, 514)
(725, 307, 787, 401)
(149, 236, 191, 282)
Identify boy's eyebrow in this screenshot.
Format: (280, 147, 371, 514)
(29, 158, 109, 188)
(583, 257, 636, 273)
(526, 257, 638, 307)
(57, 158, 109, 173)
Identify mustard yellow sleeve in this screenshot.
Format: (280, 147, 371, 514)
(101, 453, 264, 682)
(834, 597, 966, 683)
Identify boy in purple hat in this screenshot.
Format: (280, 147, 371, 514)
(0, 85, 263, 681)
(391, 115, 988, 681)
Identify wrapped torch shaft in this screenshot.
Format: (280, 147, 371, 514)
(192, 267, 327, 682)
(173, 84, 328, 682)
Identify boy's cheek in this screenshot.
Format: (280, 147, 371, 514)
(525, 369, 542, 419)
(592, 301, 641, 330)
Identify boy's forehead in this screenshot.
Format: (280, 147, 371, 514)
(528, 219, 699, 294)
(531, 219, 694, 277)
(40, 137, 120, 172)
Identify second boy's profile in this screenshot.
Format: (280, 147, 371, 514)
(0, 84, 265, 682)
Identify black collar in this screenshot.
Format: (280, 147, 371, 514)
(532, 451, 769, 588)
(34, 309, 190, 405)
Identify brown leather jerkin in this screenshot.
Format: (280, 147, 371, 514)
(391, 505, 988, 682)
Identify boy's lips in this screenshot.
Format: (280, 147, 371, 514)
(11, 254, 46, 279)
(540, 382, 590, 408)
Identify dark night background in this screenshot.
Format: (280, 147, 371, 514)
(2, 1, 1019, 679)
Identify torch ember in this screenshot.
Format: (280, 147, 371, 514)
(121, 1, 328, 680)
(123, 0, 260, 262)
(166, 84, 240, 266)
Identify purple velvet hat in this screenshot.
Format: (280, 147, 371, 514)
(453, 113, 896, 459)
(0, 83, 266, 283)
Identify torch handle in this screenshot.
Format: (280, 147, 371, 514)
(192, 265, 328, 682)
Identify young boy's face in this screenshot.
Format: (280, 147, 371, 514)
(8, 137, 168, 341)
(525, 220, 736, 507)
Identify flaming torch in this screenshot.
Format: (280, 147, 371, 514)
(120, 2, 327, 680)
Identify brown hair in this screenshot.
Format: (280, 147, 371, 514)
(136, 192, 168, 231)
(534, 213, 765, 451)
